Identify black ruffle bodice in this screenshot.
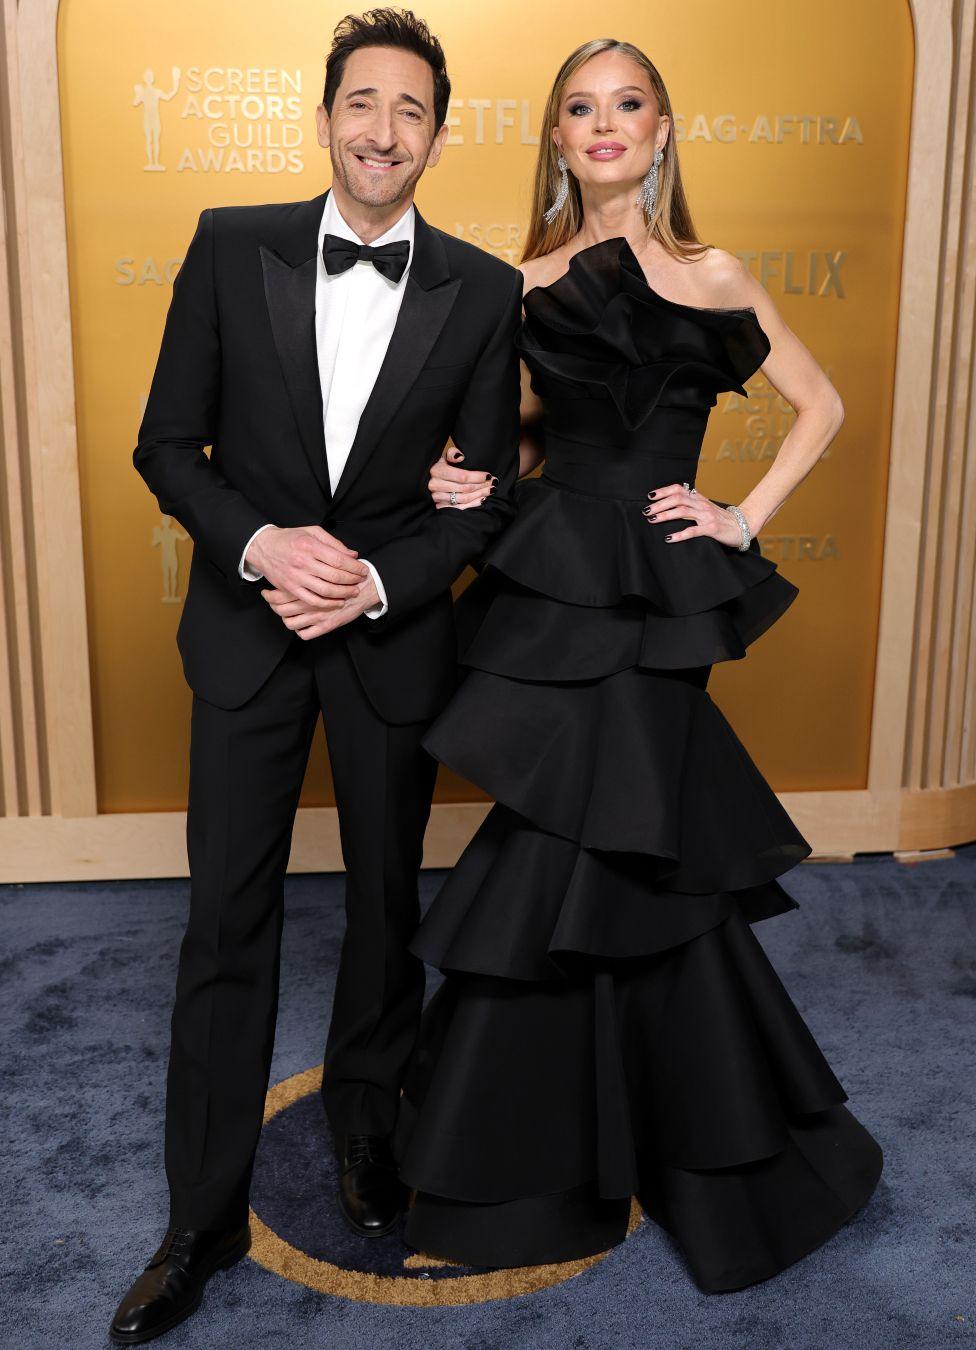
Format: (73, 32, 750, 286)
(516, 233, 770, 436)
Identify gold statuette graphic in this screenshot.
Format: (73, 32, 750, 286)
(133, 67, 181, 170)
(151, 514, 188, 603)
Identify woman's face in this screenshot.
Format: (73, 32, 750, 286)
(552, 50, 667, 196)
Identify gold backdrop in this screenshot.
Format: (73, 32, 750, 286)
(56, 0, 914, 812)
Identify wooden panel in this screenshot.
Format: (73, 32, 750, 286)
(0, 0, 45, 816)
(898, 0, 976, 791)
(0, 784, 971, 883)
(9, 0, 97, 818)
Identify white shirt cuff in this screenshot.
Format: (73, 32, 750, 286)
(361, 558, 388, 619)
(239, 523, 275, 580)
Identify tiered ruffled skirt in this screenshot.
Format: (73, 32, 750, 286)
(393, 477, 883, 1291)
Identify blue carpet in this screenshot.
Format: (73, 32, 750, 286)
(1, 847, 974, 1349)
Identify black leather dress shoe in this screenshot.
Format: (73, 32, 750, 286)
(108, 1224, 250, 1344)
(337, 1133, 407, 1237)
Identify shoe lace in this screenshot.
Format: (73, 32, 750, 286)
(157, 1227, 196, 1262)
(346, 1134, 387, 1166)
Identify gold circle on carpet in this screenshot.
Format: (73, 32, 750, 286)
(247, 1064, 644, 1307)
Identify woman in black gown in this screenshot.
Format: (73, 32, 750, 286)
(392, 37, 883, 1292)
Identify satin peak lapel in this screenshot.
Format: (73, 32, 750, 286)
(260, 240, 330, 499)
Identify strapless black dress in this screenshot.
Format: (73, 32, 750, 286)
(392, 237, 883, 1292)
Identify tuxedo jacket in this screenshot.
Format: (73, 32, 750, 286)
(134, 187, 523, 723)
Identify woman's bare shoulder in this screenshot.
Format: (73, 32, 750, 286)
(694, 245, 763, 308)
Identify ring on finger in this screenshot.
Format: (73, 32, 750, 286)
(449, 490, 458, 505)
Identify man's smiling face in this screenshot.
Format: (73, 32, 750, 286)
(316, 45, 447, 209)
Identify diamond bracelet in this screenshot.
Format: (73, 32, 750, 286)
(724, 503, 752, 552)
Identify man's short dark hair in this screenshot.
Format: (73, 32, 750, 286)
(323, 8, 451, 132)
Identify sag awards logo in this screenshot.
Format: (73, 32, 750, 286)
(132, 65, 305, 174)
(245, 1064, 644, 1305)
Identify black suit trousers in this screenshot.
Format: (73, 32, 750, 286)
(164, 630, 437, 1230)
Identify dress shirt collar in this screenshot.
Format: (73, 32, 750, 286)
(318, 188, 415, 280)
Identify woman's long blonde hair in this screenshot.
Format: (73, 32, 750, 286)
(522, 38, 709, 264)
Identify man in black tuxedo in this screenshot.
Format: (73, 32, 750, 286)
(110, 9, 521, 1342)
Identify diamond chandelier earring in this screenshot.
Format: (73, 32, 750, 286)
(638, 147, 664, 219)
(543, 154, 570, 224)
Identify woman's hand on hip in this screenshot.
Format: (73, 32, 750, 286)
(643, 482, 750, 549)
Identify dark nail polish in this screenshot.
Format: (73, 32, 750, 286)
(648, 491, 657, 499)
(485, 473, 492, 481)
(489, 485, 496, 493)
(664, 534, 672, 541)
(647, 513, 657, 520)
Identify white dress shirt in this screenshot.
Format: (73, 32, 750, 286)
(239, 191, 418, 619)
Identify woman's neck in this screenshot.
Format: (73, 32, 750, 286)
(573, 186, 649, 256)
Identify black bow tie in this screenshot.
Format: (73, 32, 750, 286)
(322, 233, 410, 283)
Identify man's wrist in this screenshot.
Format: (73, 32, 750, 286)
(361, 558, 388, 619)
(240, 523, 276, 581)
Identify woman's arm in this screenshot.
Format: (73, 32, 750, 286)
(428, 259, 551, 508)
(723, 250, 844, 537)
(428, 355, 545, 506)
(645, 249, 844, 549)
